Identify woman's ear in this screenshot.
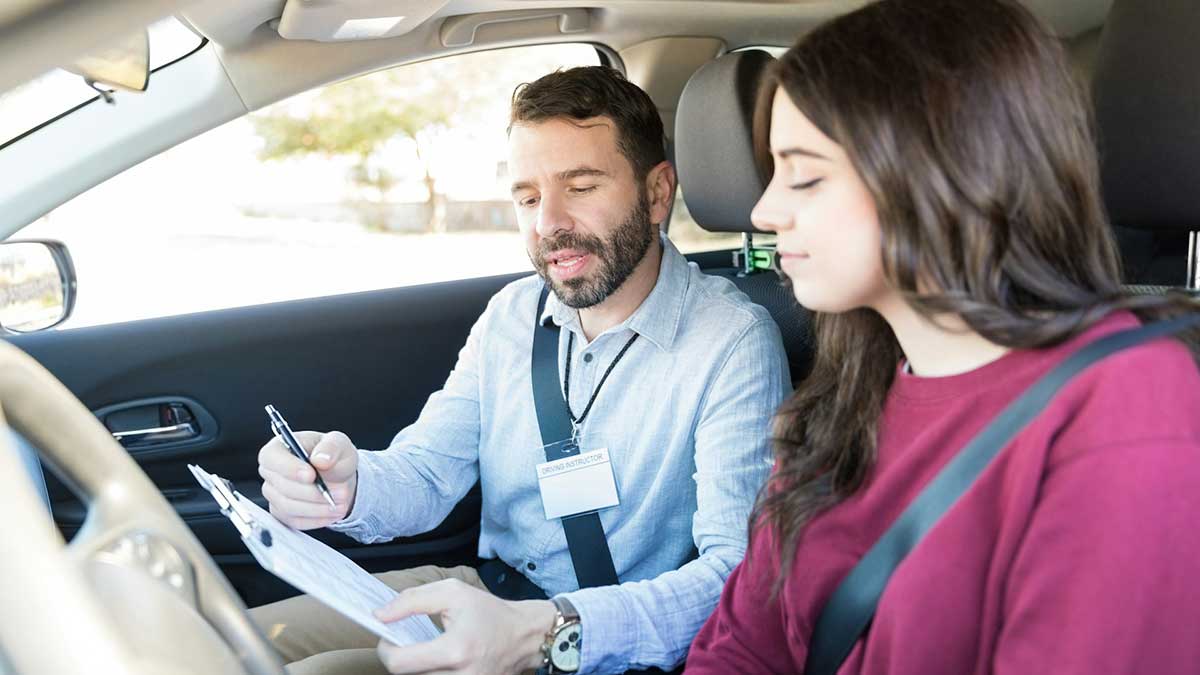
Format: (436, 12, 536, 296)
(645, 160, 677, 226)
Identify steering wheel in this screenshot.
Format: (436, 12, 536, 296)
(0, 339, 285, 675)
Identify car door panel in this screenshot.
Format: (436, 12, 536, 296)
(6, 249, 740, 608)
(8, 271, 527, 606)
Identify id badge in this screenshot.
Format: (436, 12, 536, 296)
(535, 436, 620, 520)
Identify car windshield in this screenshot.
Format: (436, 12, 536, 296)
(0, 16, 204, 148)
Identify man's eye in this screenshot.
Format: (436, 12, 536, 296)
(788, 178, 824, 191)
(568, 186, 597, 195)
(519, 196, 539, 207)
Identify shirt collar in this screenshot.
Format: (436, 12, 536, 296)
(539, 233, 690, 351)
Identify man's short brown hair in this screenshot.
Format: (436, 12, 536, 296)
(510, 66, 666, 181)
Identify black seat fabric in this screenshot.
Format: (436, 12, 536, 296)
(706, 268, 815, 380)
(675, 50, 815, 382)
(1093, 0, 1200, 286)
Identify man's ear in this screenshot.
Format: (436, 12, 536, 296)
(645, 160, 677, 226)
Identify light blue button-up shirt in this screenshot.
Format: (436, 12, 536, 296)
(333, 236, 789, 673)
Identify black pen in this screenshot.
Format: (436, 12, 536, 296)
(265, 404, 337, 508)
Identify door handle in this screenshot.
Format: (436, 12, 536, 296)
(95, 396, 218, 458)
(112, 422, 199, 446)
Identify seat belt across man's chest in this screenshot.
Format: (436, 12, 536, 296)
(531, 284, 621, 589)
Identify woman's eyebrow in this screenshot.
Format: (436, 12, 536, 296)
(774, 147, 831, 161)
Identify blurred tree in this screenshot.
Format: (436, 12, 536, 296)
(251, 63, 459, 232)
(249, 45, 598, 233)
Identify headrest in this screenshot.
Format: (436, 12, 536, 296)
(1093, 0, 1200, 232)
(674, 50, 775, 233)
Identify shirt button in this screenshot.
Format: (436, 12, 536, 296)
(526, 561, 537, 571)
(583, 353, 593, 363)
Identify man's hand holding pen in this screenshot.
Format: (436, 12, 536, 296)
(258, 429, 360, 529)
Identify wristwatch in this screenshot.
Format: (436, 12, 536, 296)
(540, 596, 582, 674)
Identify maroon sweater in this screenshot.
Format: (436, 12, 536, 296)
(687, 312, 1200, 674)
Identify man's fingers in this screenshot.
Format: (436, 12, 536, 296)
(309, 431, 358, 481)
(257, 437, 313, 477)
(260, 430, 357, 484)
(377, 634, 469, 675)
(258, 465, 324, 502)
(266, 502, 339, 530)
(263, 481, 342, 519)
(259, 466, 354, 504)
(375, 579, 468, 623)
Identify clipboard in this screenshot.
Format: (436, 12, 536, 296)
(188, 464, 441, 647)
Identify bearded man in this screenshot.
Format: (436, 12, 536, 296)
(252, 66, 789, 675)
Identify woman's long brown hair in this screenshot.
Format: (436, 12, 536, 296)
(752, 0, 1200, 590)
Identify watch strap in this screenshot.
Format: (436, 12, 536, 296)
(552, 596, 580, 622)
(544, 596, 582, 673)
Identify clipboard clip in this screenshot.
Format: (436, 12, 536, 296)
(187, 464, 273, 547)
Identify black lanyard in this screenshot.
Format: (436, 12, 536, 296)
(562, 330, 640, 433)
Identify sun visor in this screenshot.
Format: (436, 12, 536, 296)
(276, 0, 450, 42)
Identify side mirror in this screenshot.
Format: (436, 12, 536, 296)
(0, 240, 77, 333)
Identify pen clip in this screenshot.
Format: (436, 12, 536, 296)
(266, 404, 302, 451)
(265, 404, 287, 429)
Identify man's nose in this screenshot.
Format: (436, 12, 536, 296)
(535, 193, 573, 239)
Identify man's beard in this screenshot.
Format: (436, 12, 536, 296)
(532, 191, 655, 310)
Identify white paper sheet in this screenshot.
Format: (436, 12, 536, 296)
(189, 465, 441, 647)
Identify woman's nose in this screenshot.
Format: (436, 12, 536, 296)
(751, 190, 791, 233)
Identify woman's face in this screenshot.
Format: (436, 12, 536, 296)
(752, 89, 891, 314)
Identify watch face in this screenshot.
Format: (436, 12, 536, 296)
(550, 623, 582, 672)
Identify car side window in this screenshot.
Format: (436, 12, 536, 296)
(18, 44, 600, 329)
(667, 186, 744, 254)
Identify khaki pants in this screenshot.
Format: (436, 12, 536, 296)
(250, 564, 488, 675)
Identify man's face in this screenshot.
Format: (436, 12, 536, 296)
(508, 117, 655, 309)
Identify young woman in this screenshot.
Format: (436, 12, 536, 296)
(686, 1, 1200, 673)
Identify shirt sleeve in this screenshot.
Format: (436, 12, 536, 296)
(560, 318, 791, 673)
(329, 297, 493, 543)
(994, 437, 1200, 674)
(685, 526, 796, 674)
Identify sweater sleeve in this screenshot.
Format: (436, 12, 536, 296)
(684, 524, 796, 674)
(994, 437, 1200, 674)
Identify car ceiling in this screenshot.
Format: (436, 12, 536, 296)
(0, 0, 1116, 103)
(187, 0, 1114, 49)
(0, 0, 1115, 240)
(177, 0, 1114, 116)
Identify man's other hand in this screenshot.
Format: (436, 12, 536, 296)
(373, 579, 557, 675)
(258, 430, 359, 529)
